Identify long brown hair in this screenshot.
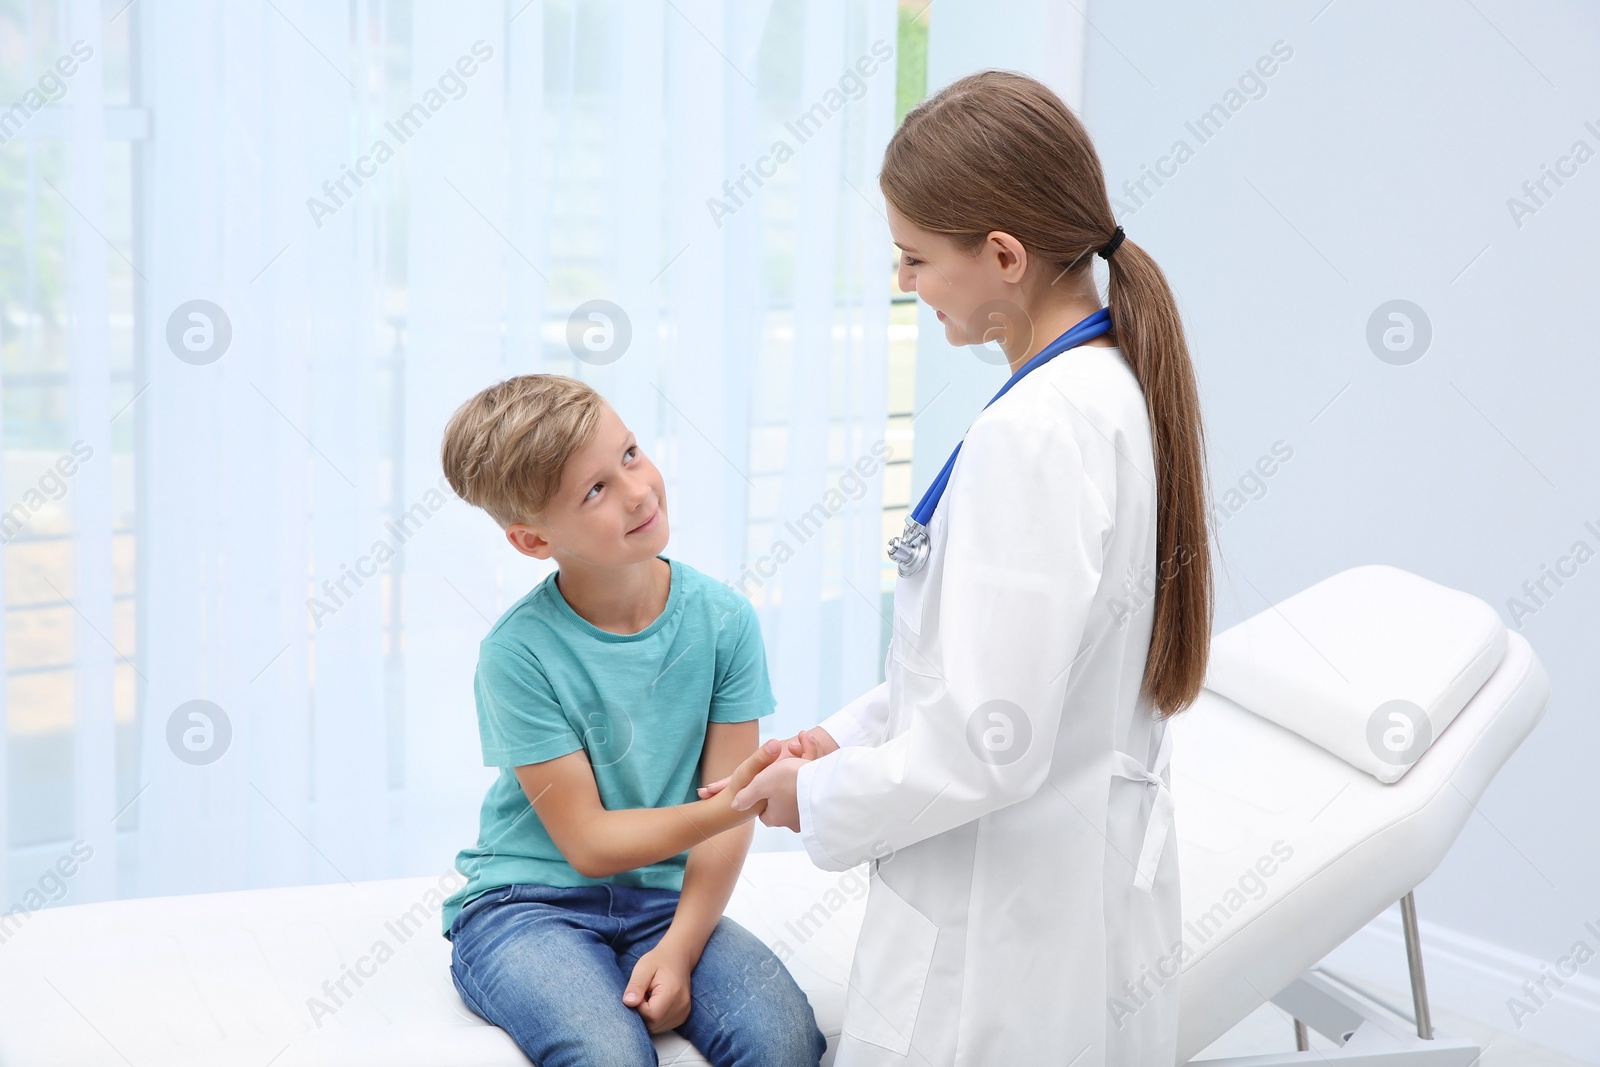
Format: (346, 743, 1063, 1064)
(880, 70, 1212, 717)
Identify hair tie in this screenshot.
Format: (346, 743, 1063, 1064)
(1097, 225, 1126, 260)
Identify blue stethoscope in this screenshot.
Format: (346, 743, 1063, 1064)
(886, 306, 1114, 577)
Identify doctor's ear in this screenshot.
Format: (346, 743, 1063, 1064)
(505, 522, 554, 559)
(983, 230, 1030, 282)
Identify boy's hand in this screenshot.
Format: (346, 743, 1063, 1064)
(698, 728, 834, 798)
(622, 942, 694, 1033)
(718, 737, 783, 809)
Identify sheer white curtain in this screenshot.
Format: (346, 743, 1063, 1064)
(18, 0, 897, 899)
(135, 0, 351, 894)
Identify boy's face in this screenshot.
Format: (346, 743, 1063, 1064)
(506, 403, 670, 566)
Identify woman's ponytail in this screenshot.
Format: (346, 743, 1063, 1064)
(1104, 239, 1213, 717)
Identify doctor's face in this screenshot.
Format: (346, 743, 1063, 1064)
(888, 200, 1027, 349)
(508, 402, 670, 567)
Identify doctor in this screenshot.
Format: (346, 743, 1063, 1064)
(707, 72, 1214, 1065)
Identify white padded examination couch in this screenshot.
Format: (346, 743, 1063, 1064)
(0, 566, 1548, 1066)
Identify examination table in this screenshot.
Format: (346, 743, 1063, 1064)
(0, 565, 1548, 1065)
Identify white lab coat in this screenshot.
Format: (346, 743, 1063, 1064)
(795, 344, 1180, 1066)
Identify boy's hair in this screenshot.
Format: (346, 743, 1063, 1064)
(441, 374, 605, 528)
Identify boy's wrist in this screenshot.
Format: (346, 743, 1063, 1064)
(655, 928, 705, 969)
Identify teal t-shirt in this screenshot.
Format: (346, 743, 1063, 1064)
(441, 556, 776, 936)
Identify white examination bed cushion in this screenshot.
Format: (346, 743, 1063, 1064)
(1203, 563, 1508, 782)
(1171, 627, 1546, 1059)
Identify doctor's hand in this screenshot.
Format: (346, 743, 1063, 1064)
(730, 756, 807, 832)
(698, 728, 835, 799)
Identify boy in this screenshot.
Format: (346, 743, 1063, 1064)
(438, 374, 825, 1067)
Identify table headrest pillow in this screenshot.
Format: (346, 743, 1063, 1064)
(1203, 564, 1508, 783)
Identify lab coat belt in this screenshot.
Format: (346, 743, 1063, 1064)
(1109, 725, 1174, 893)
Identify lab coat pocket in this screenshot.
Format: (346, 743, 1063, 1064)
(840, 868, 938, 1054)
(891, 568, 928, 639)
(890, 578, 943, 686)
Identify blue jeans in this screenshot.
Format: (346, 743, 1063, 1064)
(449, 881, 826, 1067)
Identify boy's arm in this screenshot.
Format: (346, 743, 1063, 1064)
(513, 733, 778, 879)
(655, 718, 759, 966)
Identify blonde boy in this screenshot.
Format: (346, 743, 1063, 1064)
(438, 375, 823, 1066)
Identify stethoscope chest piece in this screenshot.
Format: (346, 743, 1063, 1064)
(887, 517, 930, 578)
